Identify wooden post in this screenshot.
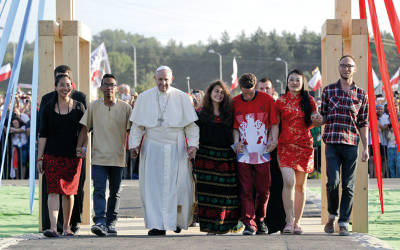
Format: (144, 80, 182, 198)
(38, 0, 92, 230)
(320, 1, 369, 233)
(321, 19, 342, 225)
(335, 0, 352, 54)
(351, 19, 369, 233)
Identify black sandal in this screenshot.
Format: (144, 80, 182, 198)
(43, 229, 60, 238)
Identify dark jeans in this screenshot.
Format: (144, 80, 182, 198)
(325, 144, 358, 226)
(92, 165, 124, 226)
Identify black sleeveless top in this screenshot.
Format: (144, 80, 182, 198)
(39, 100, 85, 157)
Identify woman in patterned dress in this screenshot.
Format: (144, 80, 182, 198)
(275, 69, 322, 234)
(194, 80, 241, 235)
(37, 74, 86, 237)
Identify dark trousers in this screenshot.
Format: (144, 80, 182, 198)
(92, 165, 123, 226)
(325, 144, 358, 225)
(41, 159, 86, 232)
(237, 162, 271, 230)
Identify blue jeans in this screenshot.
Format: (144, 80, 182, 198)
(387, 147, 400, 178)
(92, 165, 124, 226)
(325, 144, 358, 227)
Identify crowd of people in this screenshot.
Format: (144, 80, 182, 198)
(1, 54, 395, 238)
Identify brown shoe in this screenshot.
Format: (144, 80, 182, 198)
(324, 218, 334, 234)
(339, 226, 350, 236)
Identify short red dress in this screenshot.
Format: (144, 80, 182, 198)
(275, 92, 317, 173)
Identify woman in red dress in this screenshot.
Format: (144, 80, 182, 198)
(37, 74, 86, 237)
(275, 69, 322, 234)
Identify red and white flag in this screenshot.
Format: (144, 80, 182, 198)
(91, 42, 111, 88)
(390, 67, 400, 91)
(0, 63, 11, 82)
(308, 67, 322, 91)
(372, 68, 381, 89)
(231, 57, 238, 91)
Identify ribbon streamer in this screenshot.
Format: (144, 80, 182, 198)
(359, 0, 384, 213)
(29, 0, 46, 214)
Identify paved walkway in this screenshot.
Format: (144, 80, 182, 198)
(1, 179, 397, 249)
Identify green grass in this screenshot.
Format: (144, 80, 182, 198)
(0, 185, 39, 237)
(309, 187, 400, 250)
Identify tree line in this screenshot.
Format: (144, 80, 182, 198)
(1, 28, 399, 94)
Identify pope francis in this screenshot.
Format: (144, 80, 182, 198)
(129, 66, 199, 236)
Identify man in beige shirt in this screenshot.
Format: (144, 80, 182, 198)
(77, 74, 132, 237)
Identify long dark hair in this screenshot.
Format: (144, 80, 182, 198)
(200, 80, 233, 126)
(285, 69, 313, 127)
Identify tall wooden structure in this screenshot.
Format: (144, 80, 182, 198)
(38, 0, 92, 230)
(320, 0, 368, 233)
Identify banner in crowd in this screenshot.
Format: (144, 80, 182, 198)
(90, 42, 111, 88)
(308, 67, 322, 91)
(231, 57, 238, 90)
(0, 63, 11, 82)
(390, 67, 399, 91)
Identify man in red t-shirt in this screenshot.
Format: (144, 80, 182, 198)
(233, 73, 279, 235)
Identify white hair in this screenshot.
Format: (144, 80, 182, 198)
(155, 65, 173, 75)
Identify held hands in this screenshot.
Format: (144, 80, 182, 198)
(311, 112, 323, 125)
(130, 147, 140, 159)
(188, 146, 197, 160)
(235, 141, 245, 154)
(76, 147, 87, 158)
(266, 140, 277, 152)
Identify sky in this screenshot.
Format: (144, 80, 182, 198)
(1, 0, 400, 45)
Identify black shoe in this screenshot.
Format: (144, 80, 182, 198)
(107, 225, 117, 236)
(242, 225, 256, 236)
(324, 218, 335, 234)
(70, 223, 80, 234)
(174, 227, 182, 233)
(148, 228, 166, 236)
(91, 223, 108, 237)
(256, 220, 268, 235)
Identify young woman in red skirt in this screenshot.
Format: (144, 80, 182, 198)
(37, 74, 86, 237)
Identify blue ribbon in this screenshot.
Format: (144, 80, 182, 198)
(0, 0, 34, 186)
(28, 0, 46, 214)
(0, 0, 20, 143)
(0, 0, 9, 19)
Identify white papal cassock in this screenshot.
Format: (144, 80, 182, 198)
(129, 86, 199, 231)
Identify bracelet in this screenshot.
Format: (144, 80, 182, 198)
(37, 157, 43, 162)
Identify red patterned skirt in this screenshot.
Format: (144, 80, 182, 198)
(43, 154, 82, 195)
(278, 143, 314, 173)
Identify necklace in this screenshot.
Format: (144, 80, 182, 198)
(57, 99, 71, 115)
(156, 91, 170, 126)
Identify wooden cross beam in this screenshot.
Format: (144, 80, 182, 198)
(320, 0, 368, 233)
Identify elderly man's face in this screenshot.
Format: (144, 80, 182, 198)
(155, 69, 173, 92)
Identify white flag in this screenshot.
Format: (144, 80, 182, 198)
(308, 67, 322, 91)
(231, 57, 238, 90)
(372, 68, 380, 89)
(91, 42, 111, 88)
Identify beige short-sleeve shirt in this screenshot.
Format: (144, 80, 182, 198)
(80, 99, 132, 167)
